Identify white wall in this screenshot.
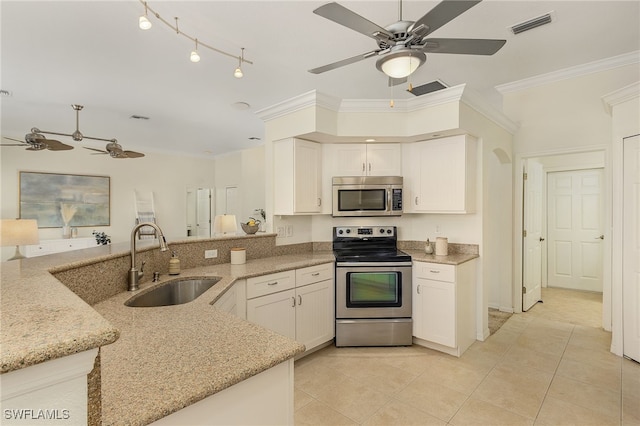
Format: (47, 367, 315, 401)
(0, 147, 217, 260)
(504, 62, 639, 329)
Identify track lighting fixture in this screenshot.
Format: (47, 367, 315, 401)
(234, 48, 244, 78)
(136, 1, 252, 74)
(138, 2, 152, 30)
(190, 39, 201, 63)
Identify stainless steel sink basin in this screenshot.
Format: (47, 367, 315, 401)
(125, 278, 220, 307)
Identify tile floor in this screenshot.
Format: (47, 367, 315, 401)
(294, 288, 640, 425)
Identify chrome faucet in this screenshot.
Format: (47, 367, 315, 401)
(128, 222, 169, 291)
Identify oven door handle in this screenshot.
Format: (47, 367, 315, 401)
(336, 261, 413, 268)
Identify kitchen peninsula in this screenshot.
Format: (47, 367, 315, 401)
(0, 234, 333, 425)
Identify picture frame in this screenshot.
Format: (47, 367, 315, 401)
(19, 171, 110, 228)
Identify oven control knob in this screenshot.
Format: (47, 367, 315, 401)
(338, 229, 343, 235)
(387, 229, 392, 234)
(379, 229, 385, 234)
(346, 229, 351, 234)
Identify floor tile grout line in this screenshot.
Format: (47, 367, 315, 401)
(531, 322, 575, 424)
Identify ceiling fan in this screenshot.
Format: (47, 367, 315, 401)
(84, 141, 145, 159)
(309, 0, 506, 84)
(1, 132, 73, 151)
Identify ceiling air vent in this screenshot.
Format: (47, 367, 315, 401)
(510, 12, 553, 35)
(408, 80, 448, 97)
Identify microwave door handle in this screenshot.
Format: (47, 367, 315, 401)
(387, 187, 392, 213)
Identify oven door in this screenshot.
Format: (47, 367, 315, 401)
(336, 262, 412, 319)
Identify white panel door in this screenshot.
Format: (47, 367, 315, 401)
(547, 169, 604, 292)
(623, 135, 640, 362)
(523, 160, 544, 311)
(196, 188, 211, 237)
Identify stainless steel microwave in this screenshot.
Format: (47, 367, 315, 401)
(332, 176, 403, 217)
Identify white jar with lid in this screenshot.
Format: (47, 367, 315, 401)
(435, 237, 448, 256)
(231, 247, 246, 265)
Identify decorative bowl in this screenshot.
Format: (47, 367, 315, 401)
(241, 223, 259, 234)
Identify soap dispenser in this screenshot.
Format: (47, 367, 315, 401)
(169, 250, 181, 275)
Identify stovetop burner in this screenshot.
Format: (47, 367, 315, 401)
(332, 226, 411, 263)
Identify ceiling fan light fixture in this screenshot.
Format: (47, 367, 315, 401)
(376, 49, 426, 79)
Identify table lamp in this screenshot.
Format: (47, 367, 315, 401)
(213, 214, 237, 236)
(1, 219, 39, 260)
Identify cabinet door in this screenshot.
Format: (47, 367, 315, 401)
(414, 277, 456, 347)
(295, 280, 334, 351)
(294, 140, 323, 213)
(247, 289, 296, 340)
(331, 144, 368, 176)
(366, 144, 402, 176)
(213, 280, 247, 319)
(410, 135, 476, 213)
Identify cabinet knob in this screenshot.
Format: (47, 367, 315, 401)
(417, 285, 421, 294)
(291, 297, 296, 308)
(267, 281, 279, 286)
(415, 196, 419, 205)
(368, 163, 371, 172)
(311, 272, 320, 276)
(298, 295, 302, 305)
(362, 163, 365, 172)
(318, 198, 322, 207)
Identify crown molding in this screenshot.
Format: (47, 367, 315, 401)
(496, 51, 640, 95)
(255, 83, 517, 134)
(254, 90, 342, 121)
(601, 81, 640, 115)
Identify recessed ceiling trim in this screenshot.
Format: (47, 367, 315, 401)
(496, 51, 640, 94)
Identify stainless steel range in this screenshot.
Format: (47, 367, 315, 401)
(333, 226, 412, 347)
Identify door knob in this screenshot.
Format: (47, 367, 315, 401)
(595, 235, 604, 240)
(539, 237, 545, 242)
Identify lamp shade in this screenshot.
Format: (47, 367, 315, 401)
(376, 49, 426, 79)
(0, 219, 39, 246)
(213, 215, 237, 235)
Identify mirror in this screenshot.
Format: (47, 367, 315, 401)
(186, 188, 214, 237)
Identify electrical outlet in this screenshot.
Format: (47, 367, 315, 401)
(435, 225, 441, 234)
(204, 249, 218, 259)
(286, 225, 293, 237)
(276, 226, 285, 237)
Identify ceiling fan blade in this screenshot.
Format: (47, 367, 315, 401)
(422, 38, 506, 55)
(388, 76, 408, 87)
(309, 50, 379, 74)
(313, 2, 394, 41)
(122, 150, 145, 158)
(412, 0, 482, 36)
(41, 139, 74, 151)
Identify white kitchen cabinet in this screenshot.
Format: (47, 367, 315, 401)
(412, 259, 476, 357)
(25, 237, 97, 258)
(328, 143, 402, 177)
(274, 138, 322, 214)
(246, 264, 334, 353)
(403, 135, 476, 213)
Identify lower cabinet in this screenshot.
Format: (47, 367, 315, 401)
(246, 263, 334, 353)
(412, 259, 476, 357)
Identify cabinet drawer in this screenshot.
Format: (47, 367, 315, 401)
(246, 271, 295, 299)
(414, 262, 455, 282)
(296, 263, 333, 287)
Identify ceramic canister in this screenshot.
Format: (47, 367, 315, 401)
(435, 237, 449, 256)
(230, 247, 246, 265)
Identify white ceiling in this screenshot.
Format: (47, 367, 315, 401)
(2, 1, 639, 157)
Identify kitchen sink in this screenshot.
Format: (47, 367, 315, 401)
(125, 277, 220, 307)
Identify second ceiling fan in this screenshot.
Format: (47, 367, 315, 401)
(309, 0, 506, 83)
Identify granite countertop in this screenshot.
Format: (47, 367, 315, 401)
(91, 253, 334, 425)
(405, 249, 479, 265)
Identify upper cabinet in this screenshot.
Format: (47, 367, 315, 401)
(274, 138, 323, 215)
(327, 143, 402, 177)
(403, 135, 477, 214)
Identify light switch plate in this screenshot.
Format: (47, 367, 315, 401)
(205, 249, 218, 259)
(286, 225, 293, 237)
(276, 226, 285, 237)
